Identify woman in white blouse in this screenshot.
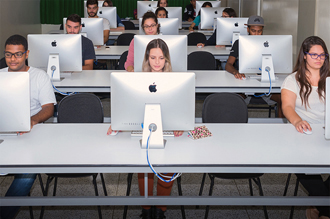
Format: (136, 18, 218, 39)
(282, 36, 330, 219)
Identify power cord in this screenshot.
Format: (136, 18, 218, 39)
(51, 66, 76, 96)
(254, 67, 272, 97)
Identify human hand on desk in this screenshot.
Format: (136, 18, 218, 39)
(215, 45, 225, 48)
(126, 66, 134, 72)
(234, 72, 246, 80)
(107, 126, 118, 135)
(197, 43, 205, 48)
(173, 131, 183, 137)
(293, 120, 312, 134)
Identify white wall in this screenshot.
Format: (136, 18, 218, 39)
(0, 0, 41, 52)
(315, 0, 330, 47)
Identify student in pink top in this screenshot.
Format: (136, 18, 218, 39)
(124, 12, 160, 72)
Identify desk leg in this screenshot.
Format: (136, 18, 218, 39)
(144, 173, 148, 198)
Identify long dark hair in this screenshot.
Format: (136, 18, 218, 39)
(223, 8, 237, 18)
(157, 0, 168, 7)
(293, 36, 330, 107)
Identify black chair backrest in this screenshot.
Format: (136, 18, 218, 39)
(202, 93, 248, 123)
(59, 24, 64, 30)
(188, 51, 216, 70)
(57, 93, 104, 123)
(122, 21, 136, 30)
(187, 32, 206, 45)
(116, 50, 128, 70)
(117, 33, 135, 46)
(0, 57, 7, 69)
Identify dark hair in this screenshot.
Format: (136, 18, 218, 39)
(198, 2, 212, 16)
(5, 34, 28, 51)
(142, 38, 172, 72)
(86, 0, 98, 7)
(155, 7, 168, 18)
(141, 12, 160, 34)
(223, 8, 237, 18)
(102, 0, 113, 7)
(293, 36, 330, 107)
(157, 0, 168, 7)
(67, 14, 81, 25)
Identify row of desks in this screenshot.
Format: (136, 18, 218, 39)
(95, 45, 229, 61)
(52, 70, 286, 94)
(1, 123, 329, 206)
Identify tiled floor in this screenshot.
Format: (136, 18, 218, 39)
(0, 98, 316, 219)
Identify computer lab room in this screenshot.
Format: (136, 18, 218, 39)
(0, 0, 329, 219)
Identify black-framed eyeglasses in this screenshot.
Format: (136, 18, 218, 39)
(305, 52, 328, 60)
(4, 51, 27, 59)
(143, 23, 157, 29)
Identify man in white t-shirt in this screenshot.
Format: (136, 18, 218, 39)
(0, 34, 56, 219)
(87, 0, 110, 45)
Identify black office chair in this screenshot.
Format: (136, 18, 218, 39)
(197, 93, 269, 219)
(122, 20, 136, 30)
(187, 51, 217, 70)
(246, 95, 278, 118)
(116, 50, 128, 70)
(187, 32, 206, 46)
(116, 33, 135, 46)
(123, 174, 186, 219)
(40, 93, 107, 219)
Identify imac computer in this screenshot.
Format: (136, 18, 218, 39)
(239, 35, 292, 82)
(152, 7, 183, 29)
(139, 18, 179, 35)
(200, 7, 226, 30)
(216, 17, 248, 46)
(196, 1, 221, 14)
(0, 72, 30, 135)
(63, 17, 103, 46)
(84, 0, 103, 18)
(28, 34, 82, 81)
(137, 1, 158, 19)
(325, 77, 330, 140)
(111, 72, 195, 148)
(134, 35, 187, 72)
(97, 7, 117, 28)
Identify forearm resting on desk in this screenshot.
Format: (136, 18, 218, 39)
(31, 104, 54, 128)
(225, 56, 245, 79)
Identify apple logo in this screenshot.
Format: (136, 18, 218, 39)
(149, 82, 157, 93)
(264, 41, 269, 47)
(214, 11, 218, 14)
(148, 4, 151, 7)
(234, 22, 238, 27)
(99, 11, 102, 14)
(51, 40, 57, 47)
(82, 22, 85, 27)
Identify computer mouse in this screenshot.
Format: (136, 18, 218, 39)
(241, 77, 247, 80)
(197, 45, 203, 48)
(303, 129, 313, 135)
(110, 130, 118, 136)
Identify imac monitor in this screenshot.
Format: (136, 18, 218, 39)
(139, 18, 179, 35)
(239, 35, 292, 82)
(152, 7, 183, 29)
(134, 35, 187, 72)
(97, 7, 117, 28)
(0, 72, 30, 134)
(200, 7, 226, 29)
(196, 1, 221, 14)
(325, 77, 330, 140)
(63, 18, 103, 46)
(216, 17, 248, 45)
(28, 34, 82, 81)
(111, 72, 195, 148)
(84, 0, 103, 18)
(137, 1, 158, 19)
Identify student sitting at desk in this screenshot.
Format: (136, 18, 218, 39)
(183, 0, 196, 22)
(188, 2, 212, 32)
(157, 0, 168, 7)
(155, 7, 168, 18)
(108, 39, 183, 219)
(196, 7, 237, 48)
(102, 0, 125, 32)
(125, 12, 160, 72)
(282, 36, 330, 219)
(86, 0, 110, 45)
(0, 35, 56, 219)
(66, 14, 96, 70)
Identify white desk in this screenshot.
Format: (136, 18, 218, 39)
(52, 70, 287, 94)
(0, 123, 329, 207)
(130, 19, 193, 28)
(95, 45, 230, 60)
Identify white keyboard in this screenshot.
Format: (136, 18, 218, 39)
(131, 131, 174, 137)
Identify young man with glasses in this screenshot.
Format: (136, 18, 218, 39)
(0, 34, 56, 219)
(86, 0, 110, 45)
(66, 13, 96, 70)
